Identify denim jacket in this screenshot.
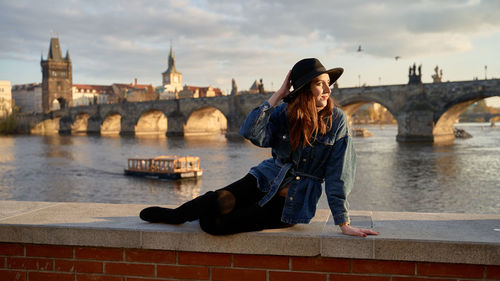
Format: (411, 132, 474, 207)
(238, 101, 356, 225)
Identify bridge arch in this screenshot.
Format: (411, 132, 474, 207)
(31, 117, 61, 135)
(433, 94, 500, 141)
(134, 109, 168, 135)
(71, 112, 91, 134)
(337, 96, 398, 125)
(184, 106, 228, 136)
(101, 112, 122, 135)
(52, 97, 69, 111)
(433, 98, 484, 141)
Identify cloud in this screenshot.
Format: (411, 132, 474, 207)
(1, 0, 499, 88)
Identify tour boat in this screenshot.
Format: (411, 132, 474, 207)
(124, 155, 203, 179)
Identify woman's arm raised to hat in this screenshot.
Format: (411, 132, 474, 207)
(268, 70, 292, 107)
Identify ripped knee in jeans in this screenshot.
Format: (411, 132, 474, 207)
(216, 190, 236, 215)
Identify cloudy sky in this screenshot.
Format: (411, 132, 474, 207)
(1, 0, 500, 105)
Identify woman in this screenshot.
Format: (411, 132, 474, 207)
(140, 58, 379, 237)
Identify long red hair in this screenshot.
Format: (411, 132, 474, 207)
(286, 86, 334, 151)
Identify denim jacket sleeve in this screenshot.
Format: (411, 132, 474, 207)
(238, 101, 280, 147)
(324, 111, 356, 225)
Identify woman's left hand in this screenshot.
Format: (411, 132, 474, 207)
(340, 224, 379, 237)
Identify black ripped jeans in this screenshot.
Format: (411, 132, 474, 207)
(199, 173, 294, 235)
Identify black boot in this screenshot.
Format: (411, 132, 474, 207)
(140, 191, 218, 224)
(140, 206, 183, 224)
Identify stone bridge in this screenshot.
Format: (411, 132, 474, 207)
(19, 79, 500, 142)
(336, 79, 500, 142)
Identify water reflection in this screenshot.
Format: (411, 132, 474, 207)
(0, 137, 14, 163)
(0, 124, 498, 214)
(42, 135, 75, 160)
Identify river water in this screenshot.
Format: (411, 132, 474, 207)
(0, 123, 498, 214)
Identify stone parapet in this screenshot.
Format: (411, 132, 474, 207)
(0, 200, 498, 280)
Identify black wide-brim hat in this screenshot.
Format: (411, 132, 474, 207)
(283, 58, 343, 103)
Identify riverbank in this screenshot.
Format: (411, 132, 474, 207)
(0, 200, 498, 280)
(0, 113, 19, 134)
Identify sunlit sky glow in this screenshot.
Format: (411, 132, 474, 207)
(1, 0, 499, 106)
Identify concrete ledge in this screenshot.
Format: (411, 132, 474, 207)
(0, 200, 498, 265)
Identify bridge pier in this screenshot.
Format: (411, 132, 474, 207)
(396, 110, 457, 143)
(58, 116, 72, 135)
(87, 116, 102, 135)
(166, 114, 185, 136)
(396, 110, 438, 142)
(120, 116, 136, 136)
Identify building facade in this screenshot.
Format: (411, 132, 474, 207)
(41, 37, 73, 113)
(112, 81, 157, 103)
(0, 81, 12, 117)
(11, 83, 42, 113)
(72, 84, 113, 106)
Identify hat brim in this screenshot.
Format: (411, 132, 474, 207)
(283, 67, 344, 103)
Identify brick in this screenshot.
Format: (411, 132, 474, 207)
(127, 278, 161, 281)
(157, 265, 210, 280)
(392, 277, 456, 281)
(76, 247, 123, 261)
(352, 259, 415, 275)
(125, 249, 176, 264)
(178, 251, 231, 266)
(417, 262, 483, 278)
(270, 271, 327, 281)
(28, 272, 73, 281)
(7, 257, 53, 271)
(486, 265, 500, 279)
(0, 257, 4, 268)
(105, 262, 155, 277)
(292, 256, 350, 273)
(26, 244, 73, 258)
(55, 259, 75, 272)
(0, 270, 26, 281)
(212, 268, 266, 281)
(77, 274, 124, 281)
(0, 243, 24, 256)
(330, 274, 390, 281)
(75, 260, 103, 273)
(234, 254, 289, 269)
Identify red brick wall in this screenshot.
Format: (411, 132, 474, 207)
(0, 243, 498, 281)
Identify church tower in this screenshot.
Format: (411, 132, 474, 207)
(41, 37, 73, 113)
(162, 46, 183, 93)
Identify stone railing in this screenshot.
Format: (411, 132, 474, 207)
(0, 200, 498, 280)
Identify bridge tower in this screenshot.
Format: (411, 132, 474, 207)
(41, 37, 73, 113)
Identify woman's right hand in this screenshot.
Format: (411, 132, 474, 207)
(268, 70, 292, 106)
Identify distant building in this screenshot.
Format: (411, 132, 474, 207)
(0, 81, 13, 117)
(158, 47, 225, 99)
(11, 83, 42, 113)
(161, 46, 183, 96)
(177, 85, 224, 99)
(238, 79, 270, 95)
(41, 37, 73, 113)
(72, 84, 113, 106)
(73, 80, 157, 105)
(112, 80, 157, 102)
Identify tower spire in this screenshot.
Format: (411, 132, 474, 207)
(48, 37, 63, 60)
(168, 44, 177, 73)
